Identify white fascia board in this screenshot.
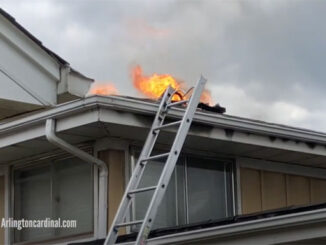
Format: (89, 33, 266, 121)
(92, 96, 326, 144)
(1, 96, 326, 151)
(0, 96, 100, 133)
(147, 208, 326, 245)
(0, 124, 44, 148)
(0, 108, 99, 148)
(196, 127, 326, 156)
(0, 14, 60, 80)
(93, 96, 326, 145)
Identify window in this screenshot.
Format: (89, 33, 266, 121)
(13, 157, 93, 243)
(132, 152, 234, 229)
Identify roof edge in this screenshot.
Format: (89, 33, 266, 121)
(1, 96, 326, 145)
(0, 7, 68, 65)
(0, 8, 94, 81)
(147, 206, 326, 244)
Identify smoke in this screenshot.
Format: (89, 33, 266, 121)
(2, 0, 326, 130)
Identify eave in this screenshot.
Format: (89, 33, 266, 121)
(1, 96, 326, 166)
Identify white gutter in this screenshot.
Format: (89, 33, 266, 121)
(0, 96, 326, 162)
(45, 118, 108, 239)
(2, 96, 326, 144)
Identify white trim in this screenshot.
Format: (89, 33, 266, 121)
(2, 96, 326, 150)
(235, 161, 242, 215)
(93, 141, 106, 239)
(7, 145, 92, 167)
(124, 142, 131, 233)
(237, 157, 326, 179)
(124, 143, 132, 232)
(93, 164, 99, 239)
(93, 137, 130, 236)
(2, 166, 10, 245)
(129, 148, 137, 230)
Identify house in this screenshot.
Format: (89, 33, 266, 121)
(1, 8, 326, 245)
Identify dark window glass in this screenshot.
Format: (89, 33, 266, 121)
(187, 157, 232, 223)
(135, 157, 185, 229)
(133, 152, 233, 229)
(14, 158, 93, 242)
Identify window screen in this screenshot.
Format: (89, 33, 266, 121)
(134, 158, 185, 229)
(13, 157, 93, 243)
(187, 157, 233, 223)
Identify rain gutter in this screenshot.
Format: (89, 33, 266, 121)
(1, 95, 326, 145)
(45, 118, 108, 239)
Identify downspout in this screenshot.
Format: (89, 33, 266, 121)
(45, 118, 108, 239)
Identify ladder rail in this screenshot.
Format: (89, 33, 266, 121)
(104, 86, 175, 245)
(135, 76, 207, 244)
(105, 76, 207, 245)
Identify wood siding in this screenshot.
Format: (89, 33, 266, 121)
(99, 150, 125, 234)
(310, 178, 326, 204)
(261, 171, 287, 210)
(240, 168, 262, 214)
(0, 176, 4, 244)
(241, 167, 326, 214)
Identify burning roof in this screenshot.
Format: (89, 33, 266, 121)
(88, 65, 225, 113)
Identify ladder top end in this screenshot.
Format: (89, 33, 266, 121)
(199, 74, 208, 83)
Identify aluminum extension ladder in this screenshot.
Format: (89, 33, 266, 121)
(104, 76, 207, 245)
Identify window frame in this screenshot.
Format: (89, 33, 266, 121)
(129, 147, 236, 229)
(10, 152, 97, 245)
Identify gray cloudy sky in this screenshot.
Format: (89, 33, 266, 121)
(1, 0, 326, 131)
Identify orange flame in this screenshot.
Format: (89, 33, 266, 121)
(131, 65, 214, 105)
(131, 65, 183, 101)
(89, 83, 118, 96)
(88, 65, 214, 106)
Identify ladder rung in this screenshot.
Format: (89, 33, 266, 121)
(104, 77, 207, 245)
(153, 120, 182, 131)
(128, 186, 157, 195)
(167, 100, 188, 108)
(115, 220, 143, 228)
(141, 152, 170, 162)
(114, 242, 135, 245)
